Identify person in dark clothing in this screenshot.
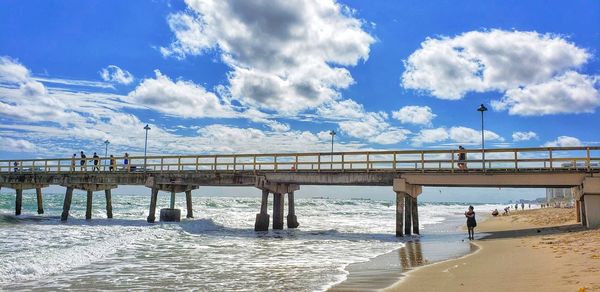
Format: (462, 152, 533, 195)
(109, 155, 116, 171)
(457, 146, 467, 170)
(465, 205, 476, 240)
(13, 161, 19, 172)
(80, 151, 87, 171)
(93, 152, 100, 171)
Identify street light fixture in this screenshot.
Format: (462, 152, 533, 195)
(144, 124, 151, 171)
(329, 130, 336, 169)
(477, 104, 488, 171)
(104, 139, 110, 170)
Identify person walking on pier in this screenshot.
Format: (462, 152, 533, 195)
(123, 153, 129, 171)
(93, 152, 100, 171)
(465, 205, 476, 240)
(71, 154, 76, 171)
(109, 155, 116, 171)
(13, 161, 18, 172)
(80, 151, 87, 171)
(458, 146, 467, 170)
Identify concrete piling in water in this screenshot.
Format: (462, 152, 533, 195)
(105, 189, 113, 219)
(61, 187, 74, 221)
(273, 192, 284, 230)
(395, 192, 404, 237)
(36, 187, 44, 214)
(254, 189, 270, 231)
(15, 189, 23, 216)
(160, 191, 181, 222)
(404, 194, 412, 235)
(147, 187, 159, 223)
(412, 197, 419, 235)
(86, 190, 93, 220)
(185, 190, 194, 218)
(287, 191, 299, 228)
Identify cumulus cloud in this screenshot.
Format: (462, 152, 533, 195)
(512, 131, 538, 142)
(100, 65, 134, 85)
(0, 56, 30, 84)
(162, 0, 375, 113)
(0, 137, 38, 152)
(392, 105, 436, 126)
(412, 126, 503, 146)
(128, 70, 235, 118)
(402, 29, 599, 115)
(543, 136, 582, 147)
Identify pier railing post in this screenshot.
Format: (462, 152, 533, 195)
(273, 192, 284, 230)
(86, 190, 93, 220)
(147, 187, 159, 223)
(61, 187, 74, 221)
(36, 187, 44, 214)
(395, 192, 404, 237)
(287, 191, 299, 228)
(105, 189, 113, 219)
(15, 189, 23, 216)
(185, 190, 194, 218)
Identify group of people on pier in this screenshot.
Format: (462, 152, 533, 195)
(71, 151, 130, 172)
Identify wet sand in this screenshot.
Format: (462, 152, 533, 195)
(386, 208, 600, 292)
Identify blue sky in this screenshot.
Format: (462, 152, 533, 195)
(0, 1, 599, 201)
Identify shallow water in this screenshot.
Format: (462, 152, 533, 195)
(0, 191, 502, 291)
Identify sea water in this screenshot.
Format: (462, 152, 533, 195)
(0, 192, 503, 291)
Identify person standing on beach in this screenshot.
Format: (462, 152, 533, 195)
(521, 202, 524, 210)
(465, 205, 476, 240)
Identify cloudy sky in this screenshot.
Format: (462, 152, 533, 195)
(1, 0, 599, 161)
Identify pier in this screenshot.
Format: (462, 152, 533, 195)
(1, 146, 600, 235)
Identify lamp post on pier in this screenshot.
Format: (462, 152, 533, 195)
(144, 124, 151, 171)
(104, 139, 110, 170)
(477, 104, 488, 171)
(329, 130, 336, 169)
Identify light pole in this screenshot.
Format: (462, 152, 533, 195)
(104, 139, 110, 170)
(477, 104, 488, 171)
(329, 130, 336, 169)
(144, 124, 151, 171)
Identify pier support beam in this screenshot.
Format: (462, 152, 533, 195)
(105, 189, 113, 219)
(36, 188, 44, 214)
(287, 191, 299, 228)
(185, 190, 194, 218)
(412, 197, 419, 235)
(61, 187, 74, 221)
(147, 187, 159, 223)
(582, 177, 600, 228)
(85, 190, 93, 220)
(255, 190, 270, 231)
(393, 178, 422, 237)
(404, 194, 412, 235)
(15, 189, 23, 216)
(273, 193, 284, 230)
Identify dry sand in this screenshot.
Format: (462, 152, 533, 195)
(386, 208, 600, 292)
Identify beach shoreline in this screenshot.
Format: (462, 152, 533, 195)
(385, 208, 600, 292)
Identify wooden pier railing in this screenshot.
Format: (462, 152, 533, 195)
(1, 146, 599, 174)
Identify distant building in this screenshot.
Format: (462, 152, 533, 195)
(545, 188, 573, 203)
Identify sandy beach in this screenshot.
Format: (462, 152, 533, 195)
(387, 208, 600, 292)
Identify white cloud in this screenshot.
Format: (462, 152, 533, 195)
(0, 56, 30, 84)
(492, 71, 600, 115)
(0, 137, 38, 152)
(543, 136, 582, 147)
(338, 112, 410, 145)
(411, 126, 503, 146)
(512, 131, 538, 141)
(401, 29, 599, 115)
(100, 65, 134, 85)
(412, 128, 449, 146)
(128, 70, 235, 118)
(162, 0, 375, 114)
(392, 105, 436, 126)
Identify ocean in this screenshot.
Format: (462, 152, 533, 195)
(0, 191, 504, 291)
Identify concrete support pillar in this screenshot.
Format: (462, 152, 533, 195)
(576, 200, 581, 223)
(273, 192, 284, 230)
(255, 190, 270, 231)
(36, 188, 44, 214)
(395, 192, 404, 237)
(582, 177, 600, 228)
(287, 191, 299, 228)
(170, 191, 176, 209)
(147, 187, 159, 223)
(412, 196, 419, 235)
(61, 187, 74, 221)
(15, 189, 23, 216)
(85, 190, 93, 220)
(581, 197, 587, 227)
(404, 194, 412, 235)
(185, 190, 194, 218)
(105, 189, 113, 219)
